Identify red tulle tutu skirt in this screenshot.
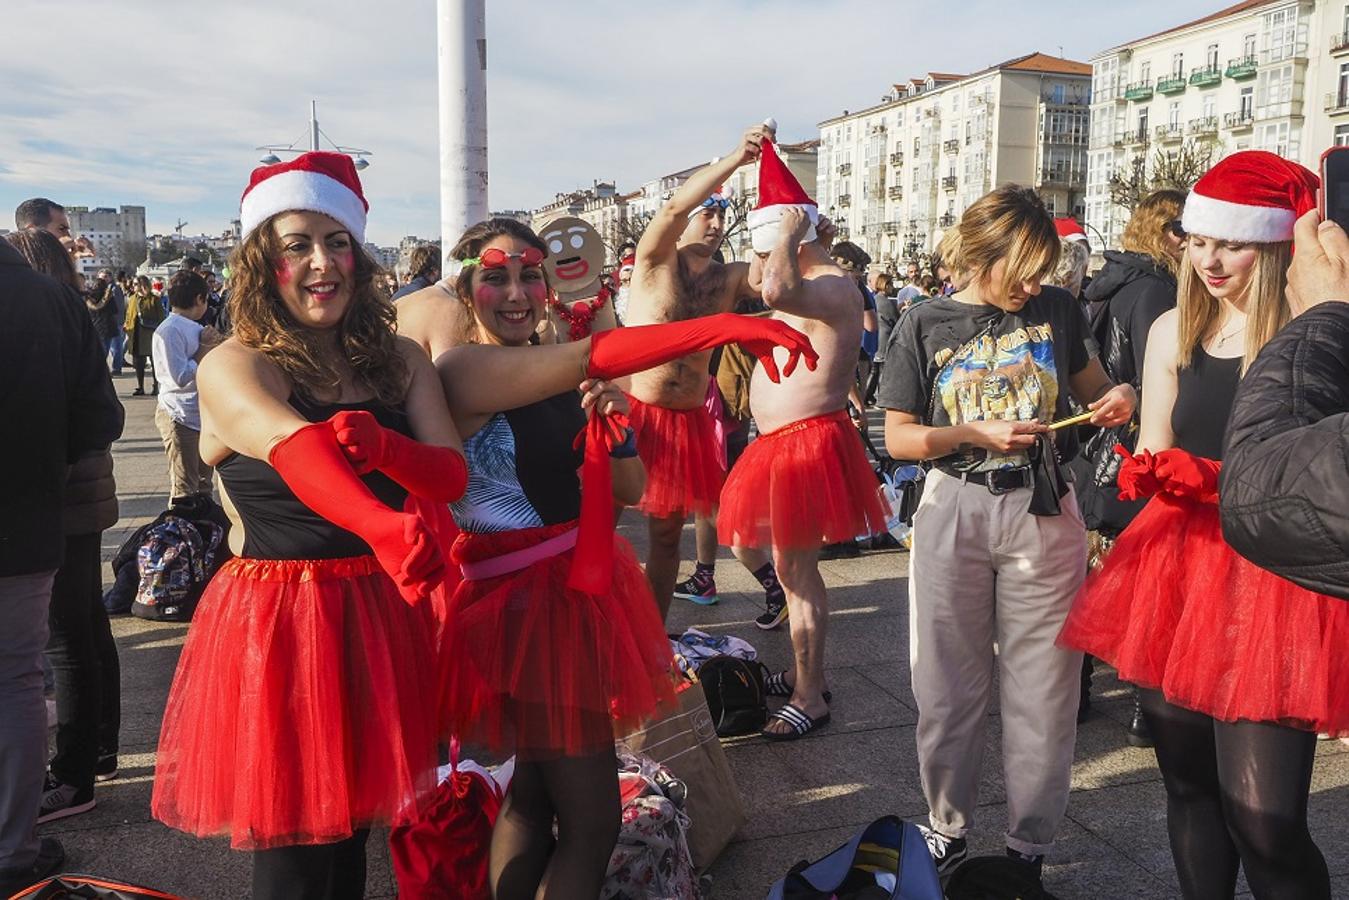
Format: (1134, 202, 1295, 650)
(1060, 493, 1349, 733)
(152, 556, 441, 849)
(719, 410, 888, 550)
(441, 522, 678, 758)
(628, 397, 725, 519)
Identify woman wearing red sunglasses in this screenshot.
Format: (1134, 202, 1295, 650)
(431, 217, 816, 896)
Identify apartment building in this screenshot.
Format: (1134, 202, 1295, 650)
(1087, 0, 1349, 249)
(816, 53, 1091, 266)
(65, 205, 147, 272)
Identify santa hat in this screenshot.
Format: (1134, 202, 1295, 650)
(1182, 150, 1318, 243)
(619, 254, 635, 274)
(747, 135, 818, 253)
(1053, 217, 1088, 244)
(239, 151, 369, 243)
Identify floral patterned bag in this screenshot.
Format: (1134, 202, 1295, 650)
(602, 750, 702, 899)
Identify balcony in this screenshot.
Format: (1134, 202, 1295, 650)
(1045, 129, 1087, 146)
(1224, 110, 1254, 130)
(1333, 31, 1349, 55)
(837, 162, 852, 176)
(1326, 92, 1349, 115)
(882, 222, 899, 235)
(838, 194, 852, 207)
(1123, 80, 1154, 101)
(888, 185, 904, 200)
(1225, 56, 1258, 80)
(889, 151, 904, 166)
(1189, 66, 1222, 88)
(938, 214, 957, 228)
(1188, 115, 1219, 136)
(1156, 74, 1187, 95)
(1122, 127, 1150, 147)
(1039, 167, 1084, 187)
(1154, 122, 1184, 142)
(941, 176, 958, 192)
(943, 139, 961, 154)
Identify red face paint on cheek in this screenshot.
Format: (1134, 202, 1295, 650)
(334, 250, 354, 275)
(273, 258, 294, 282)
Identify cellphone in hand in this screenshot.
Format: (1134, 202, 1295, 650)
(1319, 147, 1349, 232)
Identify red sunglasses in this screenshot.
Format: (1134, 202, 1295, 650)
(469, 246, 545, 269)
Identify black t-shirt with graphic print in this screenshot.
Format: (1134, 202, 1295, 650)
(877, 286, 1098, 473)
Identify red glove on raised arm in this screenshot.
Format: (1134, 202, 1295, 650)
(329, 410, 468, 503)
(1115, 443, 1161, 501)
(270, 422, 445, 604)
(586, 313, 818, 383)
(1153, 448, 1222, 504)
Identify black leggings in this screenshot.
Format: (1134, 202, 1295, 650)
(251, 829, 369, 900)
(133, 354, 156, 392)
(1139, 689, 1329, 899)
(490, 747, 620, 899)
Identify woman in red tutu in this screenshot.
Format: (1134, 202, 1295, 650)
(433, 217, 814, 897)
(1060, 151, 1343, 899)
(150, 153, 468, 900)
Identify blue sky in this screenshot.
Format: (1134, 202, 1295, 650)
(3, 0, 1222, 245)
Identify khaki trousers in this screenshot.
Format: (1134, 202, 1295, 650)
(909, 468, 1086, 855)
(155, 406, 213, 501)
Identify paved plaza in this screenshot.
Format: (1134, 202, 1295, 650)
(42, 372, 1349, 898)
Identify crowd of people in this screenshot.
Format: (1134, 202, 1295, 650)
(5, 126, 1349, 900)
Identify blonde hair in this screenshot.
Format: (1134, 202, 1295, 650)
(1121, 189, 1186, 277)
(938, 186, 1060, 300)
(1050, 239, 1091, 295)
(1176, 240, 1290, 373)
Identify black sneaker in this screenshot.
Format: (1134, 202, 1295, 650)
(37, 775, 95, 824)
(1006, 846, 1045, 879)
(0, 838, 64, 896)
(1127, 692, 1153, 748)
(94, 753, 119, 782)
(672, 573, 719, 606)
(819, 540, 860, 560)
(917, 824, 968, 875)
(755, 593, 789, 630)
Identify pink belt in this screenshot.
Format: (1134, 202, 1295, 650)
(458, 527, 579, 581)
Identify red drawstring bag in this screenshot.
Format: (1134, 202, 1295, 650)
(389, 741, 504, 900)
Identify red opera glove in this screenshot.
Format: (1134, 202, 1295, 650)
(1115, 443, 1161, 501)
(270, 422, 445, 604)
(586, 313, 817, 383)
(1153, 448, 1222, 504)
(329, 410, 468, 503)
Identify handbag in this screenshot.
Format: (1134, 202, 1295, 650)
(766, 816, 943, 900)
(388, 740, 505, 900)
(617, 679, 745, 871)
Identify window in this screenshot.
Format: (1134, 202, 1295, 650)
(1256, 64, 1295, 115)
(1051, 82, 1066, 104)
(1243, 33, 1257, 60)
(1171, 51, 1184, 76)
(1203, 94, 1216, 119)
(1337, 124, 1349, 146)
(1240, 85, 1254, 118)
(1206, 43, 1219, 70)
(1339, 62, 1349, 106)
(1264, 6, 1300, 62)
(1138, 108, 1149, 135)
(1169, 101, 1181, 128)
(1140, 60, 1151, 83)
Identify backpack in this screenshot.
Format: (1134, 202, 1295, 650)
(131, 496, 230, 622)
(602, 750, 702, 900)
(944, 856, 1060, 900)
(768, 816, 943, 900)
(697, 656, 769, 737)
(9, 875, 183, 899)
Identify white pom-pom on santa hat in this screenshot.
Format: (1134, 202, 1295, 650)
(1181, 150, 1319, 244)
(240, 151, 369, 243)
(747, 131, 818, 254)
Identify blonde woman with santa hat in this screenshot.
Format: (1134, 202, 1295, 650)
(151, 152, 468, 899)
(1061, 151, 1346, 900)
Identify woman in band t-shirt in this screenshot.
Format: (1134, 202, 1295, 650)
(878, 186, 1135, 878)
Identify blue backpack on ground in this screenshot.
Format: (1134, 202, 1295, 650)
(766, 816, 943, 900)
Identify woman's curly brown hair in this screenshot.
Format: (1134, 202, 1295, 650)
(226, 213, 406, 404)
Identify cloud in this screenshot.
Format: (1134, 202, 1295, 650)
(3, 0, 1221, 245)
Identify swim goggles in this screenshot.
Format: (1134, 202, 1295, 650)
(687, 194, 730, 218)
(447, 245, 545, 277)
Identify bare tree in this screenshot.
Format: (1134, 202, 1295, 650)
(720, 194, 753, 261)
(1109, 138, 1216, 212)
(611, 210, 654, 253)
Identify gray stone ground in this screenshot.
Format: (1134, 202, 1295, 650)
(43, 371, 1349, 898)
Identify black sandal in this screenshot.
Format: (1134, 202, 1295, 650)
(761, 702, 831, 741)
(764, 670, 832, 704)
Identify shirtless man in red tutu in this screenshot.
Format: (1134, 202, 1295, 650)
(625, 124, 784, 619)
(719, 136, 888, 739)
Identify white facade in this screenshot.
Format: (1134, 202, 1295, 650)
(65, 205, 147, 271)
(1087, 0, 1349, 249)
(817, 55, 1091, 267)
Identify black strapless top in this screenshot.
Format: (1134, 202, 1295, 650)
(216, 394, 411, 559)
(1171, 347, 1241, 461)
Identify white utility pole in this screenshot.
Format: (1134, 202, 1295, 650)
(309, 100, 320, 152)
(437, 0, 489, 263)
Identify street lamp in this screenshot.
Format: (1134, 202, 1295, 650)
(256, 100, 373, 169)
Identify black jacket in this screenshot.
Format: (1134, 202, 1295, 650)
(0, 241, 124, 576)
(1072, 251, 1177, 533)
(1221, 303, 1349, 598)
